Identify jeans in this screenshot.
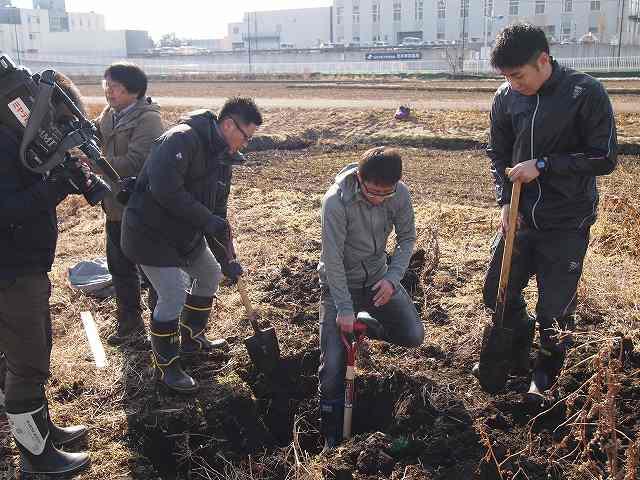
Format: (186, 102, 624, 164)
(318, 284, 424, 402)
(0, 273, 52, 413)
(141, 245, 222, 323)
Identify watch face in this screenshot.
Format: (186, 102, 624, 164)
(536, 160, 546, 170)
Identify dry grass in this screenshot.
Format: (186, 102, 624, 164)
(0, 97, 638, 479)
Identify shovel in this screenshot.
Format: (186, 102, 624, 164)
(477, 174, 522, 394)
(237, 278, 281, 374)
(342, 312, 382, 440)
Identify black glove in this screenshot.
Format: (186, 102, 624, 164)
(45, 168, 81, 205)
(205, 215, 229, 240)
(222, 259, 243, 285)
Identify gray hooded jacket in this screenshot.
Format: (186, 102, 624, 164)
(318, 163, 416, 317)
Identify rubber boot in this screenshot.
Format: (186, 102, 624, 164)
(320, 399, 344, 452)
(7, 404, 90, 476)
(528, 317, 572, 396)
(180, 293, 228, 353)
(510, 310, 536, 376)
(151, 319, 198, 394)
(108, 274, 145, 346)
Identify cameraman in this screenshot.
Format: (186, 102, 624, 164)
(0, 72, 90, 475)
(95, 63, 163, 346)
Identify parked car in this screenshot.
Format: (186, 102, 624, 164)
(373, 41, 389, 47)
(399, 37, 422, 47)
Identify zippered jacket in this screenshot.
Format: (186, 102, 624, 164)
(121, 110, 233, 267)
(487, 59, 617, 230)
(95, 97, 164, 221)
(317, 164, 416, 317)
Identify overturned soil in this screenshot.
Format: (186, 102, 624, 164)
(1, 89, 639, 480)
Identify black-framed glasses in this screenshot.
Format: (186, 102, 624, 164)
(230, 116, 251, 142)
(360, 180, 397, 199)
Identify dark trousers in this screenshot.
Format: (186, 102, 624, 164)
(483, 226, 590, 333)
(106, 220, 141, 312)
(318, 285, 424, 402)
(0, 273, 51, 413)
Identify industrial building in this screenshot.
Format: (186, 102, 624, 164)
(332, 0, 640, 47)
(227, 7, 333, 50)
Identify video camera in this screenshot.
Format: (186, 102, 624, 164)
(0, 55, 124, 205)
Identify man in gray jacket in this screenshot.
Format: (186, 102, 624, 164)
(95, 63, 164, 345)
(317, 147, 424, 448)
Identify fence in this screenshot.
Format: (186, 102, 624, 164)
(17, 53, 640, 77)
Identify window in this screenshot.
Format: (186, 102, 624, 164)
(437, 0, 446, 19)
(563, 0, 572, 13)
(233, 26, 239, 34)
(416, 0, 424, 21)
(336, 6, 343, 25)
(372, 3, 380, 23)
(535, 0, 545, 15)
(484, 0, 493, 17)
(437, 22, 445, 39)
(561, 20, 572, 40)
(590, 1, 600, 10)
(353, 5, 360, 24)
(460, 0, 469, 18)
(509, 0, 519, 16)
(393, 2, 401, 21)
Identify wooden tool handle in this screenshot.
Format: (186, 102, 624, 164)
(495, 170, 522, 329)
(237, 278, 260, 333)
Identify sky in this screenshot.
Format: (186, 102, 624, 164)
(12, 0, 332, 40)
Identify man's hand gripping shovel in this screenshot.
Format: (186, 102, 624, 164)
(341, 312, 383, 440)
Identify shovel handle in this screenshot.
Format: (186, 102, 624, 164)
(237, 278, 260, 333)
(495, 169, 522, 329)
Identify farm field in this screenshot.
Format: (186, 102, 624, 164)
(1, 80, 639, 480)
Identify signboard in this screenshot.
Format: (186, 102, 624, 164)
(365, 51, 422, 61)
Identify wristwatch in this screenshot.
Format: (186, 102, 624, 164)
(535, 156, 549, 175)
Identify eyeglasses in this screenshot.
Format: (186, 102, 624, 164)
(229, 116, 251, 142)
(360, 180, 397, 199)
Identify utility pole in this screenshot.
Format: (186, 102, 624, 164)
(460, 2, 467, 73)
(618, 0, 626, 60)
(13, 23, 20, 64)
(247, 13, 252, 74)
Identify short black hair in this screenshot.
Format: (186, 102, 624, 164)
(219, 97, 263, 127)
(104, 62, 148, 99)
(358, 146, 402, 185)
(491, 24, 549, 70)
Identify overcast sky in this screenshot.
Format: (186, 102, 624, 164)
(12, 0, 332, 40)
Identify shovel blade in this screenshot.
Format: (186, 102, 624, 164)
(244, 326, 280, 374)
(477, 323, 514, 394)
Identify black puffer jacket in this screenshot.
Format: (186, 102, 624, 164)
(121, 110, 233, 267)
(0, 126, 59, 280)
(487, 60, 617, 230)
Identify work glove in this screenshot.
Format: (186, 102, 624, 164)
(223, 259, 244, 285)
(46, 161, 86, 205)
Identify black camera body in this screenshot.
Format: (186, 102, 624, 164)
(0, 55, 112, 206)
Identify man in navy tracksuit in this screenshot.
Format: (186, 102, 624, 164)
(473, 24, 617, 393)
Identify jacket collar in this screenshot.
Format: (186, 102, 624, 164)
(537, 58, 564, 95)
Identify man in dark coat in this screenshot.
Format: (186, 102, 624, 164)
(122, 97, 262, 393)
(473, 24, 617, 394)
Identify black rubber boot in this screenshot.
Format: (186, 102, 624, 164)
(7, 404, 90, 476)
(108, 275, 145, 346)
(320, 399, 344, 452)
(151, 320, 198, 394)
(510, 310, 536, 376)
(529, 317, 572, 395)
(50, 419, 87, 447)
(180, 293, 228, 353)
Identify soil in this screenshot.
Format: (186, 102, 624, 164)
(1, 83, 639, 480)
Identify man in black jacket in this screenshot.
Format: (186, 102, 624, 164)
(122, 97, 262, 393)
(0, 73, 90, 475)
(473, 24, 617, 394)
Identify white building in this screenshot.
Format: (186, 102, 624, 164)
(227, 7, 333, 49)
(0, 5, 150, 60)
(332, 0, 640, 46)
